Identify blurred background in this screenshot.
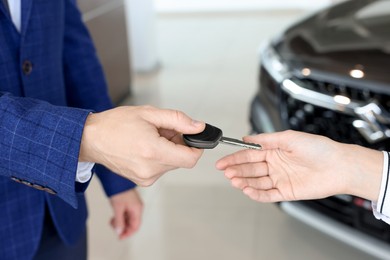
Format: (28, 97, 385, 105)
(77, 0, 379, 259)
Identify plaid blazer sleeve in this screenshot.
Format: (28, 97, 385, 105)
(0, 92, 91, 208)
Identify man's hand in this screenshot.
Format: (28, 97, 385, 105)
(79, 106, 205, 186)
(216, 130, 383, 202)
(109, 189, 143, 240)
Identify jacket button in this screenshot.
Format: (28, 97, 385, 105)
(22, 60, 33, 75)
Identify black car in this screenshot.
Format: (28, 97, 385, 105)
(250, 0, 390, 258)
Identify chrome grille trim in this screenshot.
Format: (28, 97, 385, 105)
(281, 78, 390, 143)
(282, 79, 363, 115)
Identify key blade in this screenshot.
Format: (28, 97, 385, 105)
(219, 137, 261, 150)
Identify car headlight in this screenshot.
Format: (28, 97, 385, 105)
(260, 41, 291, 84)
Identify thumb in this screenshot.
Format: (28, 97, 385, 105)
(146, 108, 205, 134)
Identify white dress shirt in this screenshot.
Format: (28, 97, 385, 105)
(372, 151, 390, 224)
(7, 0, 93, 183)
(7, 0, 21, 32)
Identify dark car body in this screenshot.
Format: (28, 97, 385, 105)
(250, 0, 390, 257)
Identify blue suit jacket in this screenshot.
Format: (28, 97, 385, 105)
(0, 1, 136, 259)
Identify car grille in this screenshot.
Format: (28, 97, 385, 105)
(274, 75, 390, 242)
(281, 77, 390, 150)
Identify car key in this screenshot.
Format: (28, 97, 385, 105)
(183, 123, 261, 150)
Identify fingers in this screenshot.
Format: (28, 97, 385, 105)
(111, 212, 135, 240)
(242, 187, 283, 203)
(216, 149, 266, 170)
(110, 193, 143, 239)
(120, 211, 140, 239)
(143, 106, 205, 135)
(152, 137, 204, 169)
(230, 176, 273, 190)
(158, 129, 187, 146)
(224, 162, 268, 178)
(141, 107, 205, 169)
(219, 155, 283, 203)
(223, 161, 275, 200)
(111, 206, 125, 238)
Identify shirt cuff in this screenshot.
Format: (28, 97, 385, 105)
(372, 151, 390, 223)
(76, 162, 95, 183)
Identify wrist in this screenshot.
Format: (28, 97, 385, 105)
(342, 143, 383, 201)
(79, 113, 100, 163)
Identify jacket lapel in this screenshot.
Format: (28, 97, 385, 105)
(21, 0, 33, 36)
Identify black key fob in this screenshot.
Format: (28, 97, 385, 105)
(183, 123, 222, 149)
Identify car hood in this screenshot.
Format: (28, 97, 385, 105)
(275, 0, 390, 86)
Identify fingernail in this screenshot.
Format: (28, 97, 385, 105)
(192, 120, 203, 126)
(116, 227, 123, 236)
(243, 188, 250, 195)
